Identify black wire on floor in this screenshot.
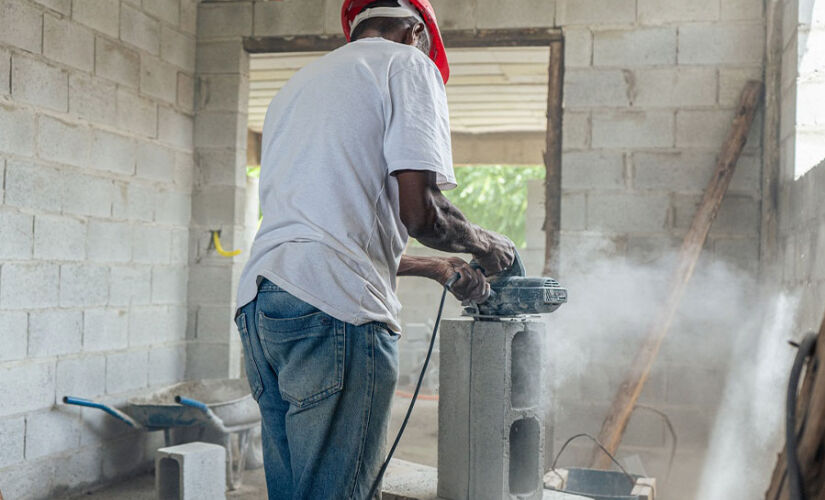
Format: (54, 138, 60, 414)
(633, 404, 677, 482)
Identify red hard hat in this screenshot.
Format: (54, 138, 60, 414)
(341, 0, 450, 84)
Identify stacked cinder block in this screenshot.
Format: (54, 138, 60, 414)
(0, 0, 195, 494)
(187, 0, 257, 382)
(438, 318, 546, 500)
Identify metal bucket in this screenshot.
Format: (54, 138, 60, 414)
(560, 468, 645, 500)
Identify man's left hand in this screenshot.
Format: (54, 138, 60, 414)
(433, 257, 490, 303)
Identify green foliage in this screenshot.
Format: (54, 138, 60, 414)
(445, 165, 545, 248)
(248, 164, 544, 248)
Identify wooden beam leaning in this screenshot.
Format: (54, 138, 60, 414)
(590, 81, 765, 470)
(244, 28, 562, 53)
(542, 38, 564, 276)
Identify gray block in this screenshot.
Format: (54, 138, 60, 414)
(156, 442, 226, 500)
(0, 211, 33, 260)
(96, 38, 140, 88)
(0, 0, 43, 54)
(73, 0, 119, 38)
(438, 319, 547, 500)
(0, 105, 35, 157)
(12, 55, 68, 113)
(44, 14, 94, 72)
(0, 311, 27, 362)
(121, 4, 160, 55)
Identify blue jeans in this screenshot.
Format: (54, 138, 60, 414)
(235, 279, 399, 499)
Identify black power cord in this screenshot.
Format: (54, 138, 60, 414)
(367, 273, 459, 499)
(786, 333, 818, 500)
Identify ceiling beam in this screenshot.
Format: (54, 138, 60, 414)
(244, 28, 562, 53)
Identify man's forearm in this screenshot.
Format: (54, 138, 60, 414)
(396, 169, 513, 275)
(412, 192, 490, 255)
(397, 255, 444, 281)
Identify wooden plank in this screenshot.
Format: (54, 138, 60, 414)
(246, 130, 262, 167)
(249, 52, 326, 70)
(590, 81, 765, 470)
(541, 37, 564, 468)
(450, 110, 547, 118)
(446, 85, 548, 95)
(444, 47, 550, 64)
(243, 28, 562, 54)
(445, 28, 562, 48)
(244, 35, 346, 54)
(450, 125, 546, 134)
(542, 39, 564, 277)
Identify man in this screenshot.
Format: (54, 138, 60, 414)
(235, 1, 515, 498)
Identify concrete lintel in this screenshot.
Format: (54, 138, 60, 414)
(244, 28, 563, 53)
(452, 132, 546, 165)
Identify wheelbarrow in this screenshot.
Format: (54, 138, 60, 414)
(64, 379, 261, 490)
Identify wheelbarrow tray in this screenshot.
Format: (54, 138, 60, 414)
(127, 379, 259, 430)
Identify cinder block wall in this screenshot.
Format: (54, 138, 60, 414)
(0, 0, 196, 494)
(779, 159, 825, 331)
(777, 0, 825, 334)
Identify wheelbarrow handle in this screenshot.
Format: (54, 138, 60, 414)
(62, 396, 142, 429)
(175, 396, 232, 434)
(175, 396, 209, 412)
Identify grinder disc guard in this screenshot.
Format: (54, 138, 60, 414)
(463, 251, 568, 318)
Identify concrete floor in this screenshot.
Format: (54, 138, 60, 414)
(70, 396, 438, 499)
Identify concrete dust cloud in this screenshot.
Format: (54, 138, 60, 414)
(541, 237, 796, 498)
(696, 293, 798, 499)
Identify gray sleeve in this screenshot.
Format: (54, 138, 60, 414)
(384, 62, 456, 190)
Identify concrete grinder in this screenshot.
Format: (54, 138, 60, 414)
(462, 250, 568, 318)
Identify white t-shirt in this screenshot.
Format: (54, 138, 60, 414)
(237, 37, 455, 332)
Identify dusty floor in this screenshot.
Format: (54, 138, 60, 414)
(70, 396, 438, 499)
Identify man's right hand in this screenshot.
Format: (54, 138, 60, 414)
(473, 232, 516, 276)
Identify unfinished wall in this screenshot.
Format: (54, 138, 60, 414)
(186, 14, 251, 382)
(0, 0, 776, 496)
(777, 0, 825, 334)
(0, 0, 196, 494)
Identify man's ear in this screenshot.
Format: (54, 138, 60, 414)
(404, 22, 425, 46)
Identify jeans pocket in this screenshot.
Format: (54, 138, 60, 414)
(236, 312, 265, 401)
(257, 310, 345, 409)
(375, 323, 400, 341)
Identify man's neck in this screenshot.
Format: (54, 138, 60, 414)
(353, 30, 405, 44)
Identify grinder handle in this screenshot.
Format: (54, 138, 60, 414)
(447, 268, 494, 304)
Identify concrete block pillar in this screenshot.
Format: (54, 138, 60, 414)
(438, 318, 547, 500)
(187, 31, 252, 380)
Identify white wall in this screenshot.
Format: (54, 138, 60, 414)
(778, 0, 825, 333)
(0, 0, 196, 495)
